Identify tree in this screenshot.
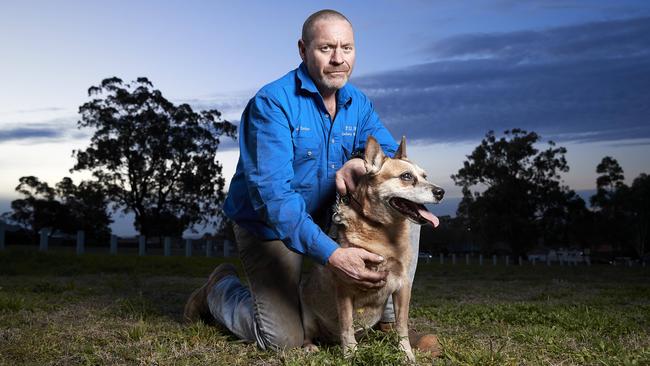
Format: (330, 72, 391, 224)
(451, 129, 578, 256)
(10, 176, 112, 243)
(56, 177, 112, 243)
(629, 173, 650, 257)
(590, 156, 626, 210)
(590, 157, 633, 253)
(10, 176, 66, 238)
(71, 77, 236, 239)
(590, 157, 649, 257)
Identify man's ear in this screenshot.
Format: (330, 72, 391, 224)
(298, 39, 306, 61)
(394, 136, 407, 160)
(364, 136, 385, 174)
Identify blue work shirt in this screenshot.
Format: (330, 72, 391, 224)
(223, 63, 397, 265)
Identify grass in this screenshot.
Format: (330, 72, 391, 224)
(0, 249, 648, 365)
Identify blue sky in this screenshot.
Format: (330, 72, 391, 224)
(1, 1, 649, 236)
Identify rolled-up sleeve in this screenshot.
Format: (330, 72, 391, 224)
(239, 94, 339, 264)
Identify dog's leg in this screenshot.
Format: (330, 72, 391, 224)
(393, 283, 415, 363)
(336, 285, 357, 357)
(301, 305, 320, 352)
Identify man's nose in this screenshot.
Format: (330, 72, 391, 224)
(331, 47, 344, 64)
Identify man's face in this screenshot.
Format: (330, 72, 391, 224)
(299, 19, 355, 94)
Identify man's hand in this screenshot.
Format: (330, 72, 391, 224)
(326, 247, 388, 289)
(335, 158, 366, 196)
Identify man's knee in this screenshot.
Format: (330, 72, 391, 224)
(256, 322, 304, 350)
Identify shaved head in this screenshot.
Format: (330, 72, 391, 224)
(301, 9, 352, 45)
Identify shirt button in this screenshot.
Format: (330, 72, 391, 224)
(330, 139, 335, 144)
(331, 164, 336, 169)
(307, 150, 312, 156)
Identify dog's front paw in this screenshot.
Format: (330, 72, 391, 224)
(342, 342, 358, 358)
(302, 343, 320, 353)
(404, 349, 416, 363)
(400, 339, 416, 363)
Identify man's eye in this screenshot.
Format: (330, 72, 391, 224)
(400, 172, 413, 181)
(320, 46, 330, 52)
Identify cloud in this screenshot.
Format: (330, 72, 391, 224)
(0, 107, 65, 116)
(354, 16, 650, 144)
(0, 126, 63, 142)
(175, 90, 253, 122)
(0, 117, 86, 143)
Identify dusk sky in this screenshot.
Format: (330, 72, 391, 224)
(1, 1, 649, 236)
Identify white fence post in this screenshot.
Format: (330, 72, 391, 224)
(0, 221, 5, 251)
(39, 228, 50, 252)
(185, 239, 192, 257)
(76, 230, 85, 255)
(518, 256, 523, 266)
(138, 235, 146, 256)
(164, 237, 171, 257)
(465, 253, 470, 265)
(505, 256, 510, 266)
(479, 254, 483, 266)
(492, 254, 497, 266)
(439, 253, 444, 265)
(452, 253, 456, 265)
(110, 235, 118, 255)
(206, 240, 213, 257)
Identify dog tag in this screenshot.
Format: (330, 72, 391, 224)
(332, 212, 343, 224)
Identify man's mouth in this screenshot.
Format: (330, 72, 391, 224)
(388, 197, 439, 227)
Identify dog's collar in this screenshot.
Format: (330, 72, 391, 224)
(332, 192, 364, 224)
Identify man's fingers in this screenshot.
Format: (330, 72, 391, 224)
(335, 172, 348, 196)
(355, 279, 387, 289)
(357, 248, 384, 264)
(358, 268, 388, 282)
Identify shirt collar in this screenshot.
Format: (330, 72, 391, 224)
(297, 63, 353, 108)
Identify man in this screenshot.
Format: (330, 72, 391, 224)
(184, 9, 440, 353)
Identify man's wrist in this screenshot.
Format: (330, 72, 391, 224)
(316, 235, 340, 265)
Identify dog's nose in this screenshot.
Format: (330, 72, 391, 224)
(433, 187, 445, 201)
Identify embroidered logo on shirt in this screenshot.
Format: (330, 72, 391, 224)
(342, 125, 357, 137)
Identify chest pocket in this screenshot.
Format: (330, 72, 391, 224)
(292, 136, 321, 189)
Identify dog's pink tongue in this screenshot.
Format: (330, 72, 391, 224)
(419, 208, 440, 227)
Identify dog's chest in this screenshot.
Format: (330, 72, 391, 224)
(350, 268, 405, 327)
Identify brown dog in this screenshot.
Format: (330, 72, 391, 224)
(300, 136, 444, 362)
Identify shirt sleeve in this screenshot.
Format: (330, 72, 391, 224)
(356, 93, 399, 157)
(238, 93, 339, 265)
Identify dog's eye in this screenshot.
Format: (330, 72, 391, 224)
(400, 172, 414, 181)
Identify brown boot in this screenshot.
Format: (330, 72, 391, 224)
(183, 263, 239, 324)
(377, 322, 443, 357)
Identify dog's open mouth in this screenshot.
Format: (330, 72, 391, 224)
(389, 197, 439, 227)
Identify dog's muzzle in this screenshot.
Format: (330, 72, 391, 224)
(433, 187, 445, 202)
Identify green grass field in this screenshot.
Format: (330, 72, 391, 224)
(1, 249, 648, 365)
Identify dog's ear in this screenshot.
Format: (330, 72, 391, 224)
(394, 136, 407, 159)
(364, 136, 385, 174)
